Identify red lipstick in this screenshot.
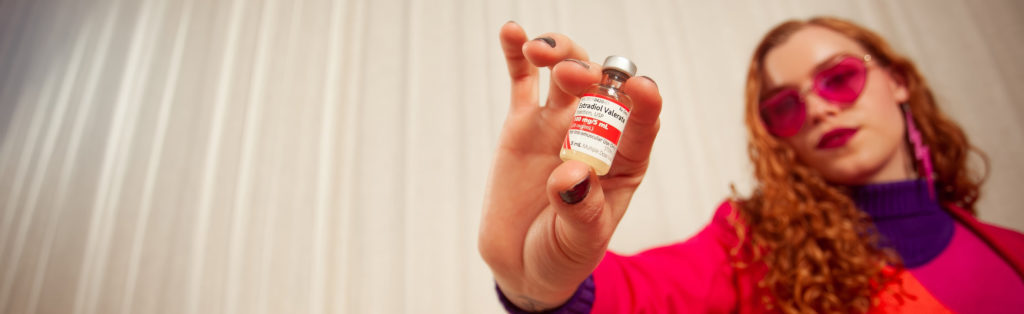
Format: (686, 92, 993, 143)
(816, 128, 858, 149)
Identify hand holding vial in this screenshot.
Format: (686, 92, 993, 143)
(478, 21, 663, 311)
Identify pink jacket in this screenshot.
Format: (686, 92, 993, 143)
(590, 201, 1024, 313)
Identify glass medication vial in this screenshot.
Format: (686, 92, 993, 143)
(560, 56, 637, 175)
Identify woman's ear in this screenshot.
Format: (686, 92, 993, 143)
(887, 68, 910, 103)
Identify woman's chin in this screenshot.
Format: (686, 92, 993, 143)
(819, 159, 886, 186)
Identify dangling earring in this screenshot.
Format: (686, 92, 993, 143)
(902, 103, 936, 199)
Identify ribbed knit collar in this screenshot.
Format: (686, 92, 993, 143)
(850, 179, 954, 268)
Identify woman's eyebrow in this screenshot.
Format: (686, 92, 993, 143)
(760, 86, 788, 100)
(809, 52, 850, 75)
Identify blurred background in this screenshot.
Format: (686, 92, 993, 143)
(1, 0, 1022, 313)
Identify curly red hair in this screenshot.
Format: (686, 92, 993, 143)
(733, 17, 988, 312)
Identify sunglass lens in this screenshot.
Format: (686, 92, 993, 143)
(760, 89, 805, 137)
(814, 57, 867, 104)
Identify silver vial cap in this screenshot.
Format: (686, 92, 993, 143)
(602, 56, 637, 77)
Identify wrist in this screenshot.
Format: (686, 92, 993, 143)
(496, 284, 572, 312)
(495, 276, 595, 313)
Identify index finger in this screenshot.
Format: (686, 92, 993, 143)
(522, 32, 590, 67)
(522, 33, 592, 108)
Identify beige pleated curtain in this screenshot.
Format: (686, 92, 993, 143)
(1, 0, 1023, 313)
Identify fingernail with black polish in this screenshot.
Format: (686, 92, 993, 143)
(640, 75, 658, 88)
(565, 58, 590, 70)
(559, 176, 590, 205)
(533, 36, 556, 48)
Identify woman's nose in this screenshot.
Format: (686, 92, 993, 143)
(804, 93, 842, 127)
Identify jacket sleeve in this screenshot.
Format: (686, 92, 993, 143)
(495, 276, 595, 314)
(589, 201, 744, 313)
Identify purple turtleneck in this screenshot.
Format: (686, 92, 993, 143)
(851, 179, 954, 268)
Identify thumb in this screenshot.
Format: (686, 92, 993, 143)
(546, 160, 611, 264)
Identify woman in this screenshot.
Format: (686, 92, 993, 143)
(478, 17, 1024, 313)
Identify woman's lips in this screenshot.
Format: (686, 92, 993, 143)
(816, 128, 859, 149)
